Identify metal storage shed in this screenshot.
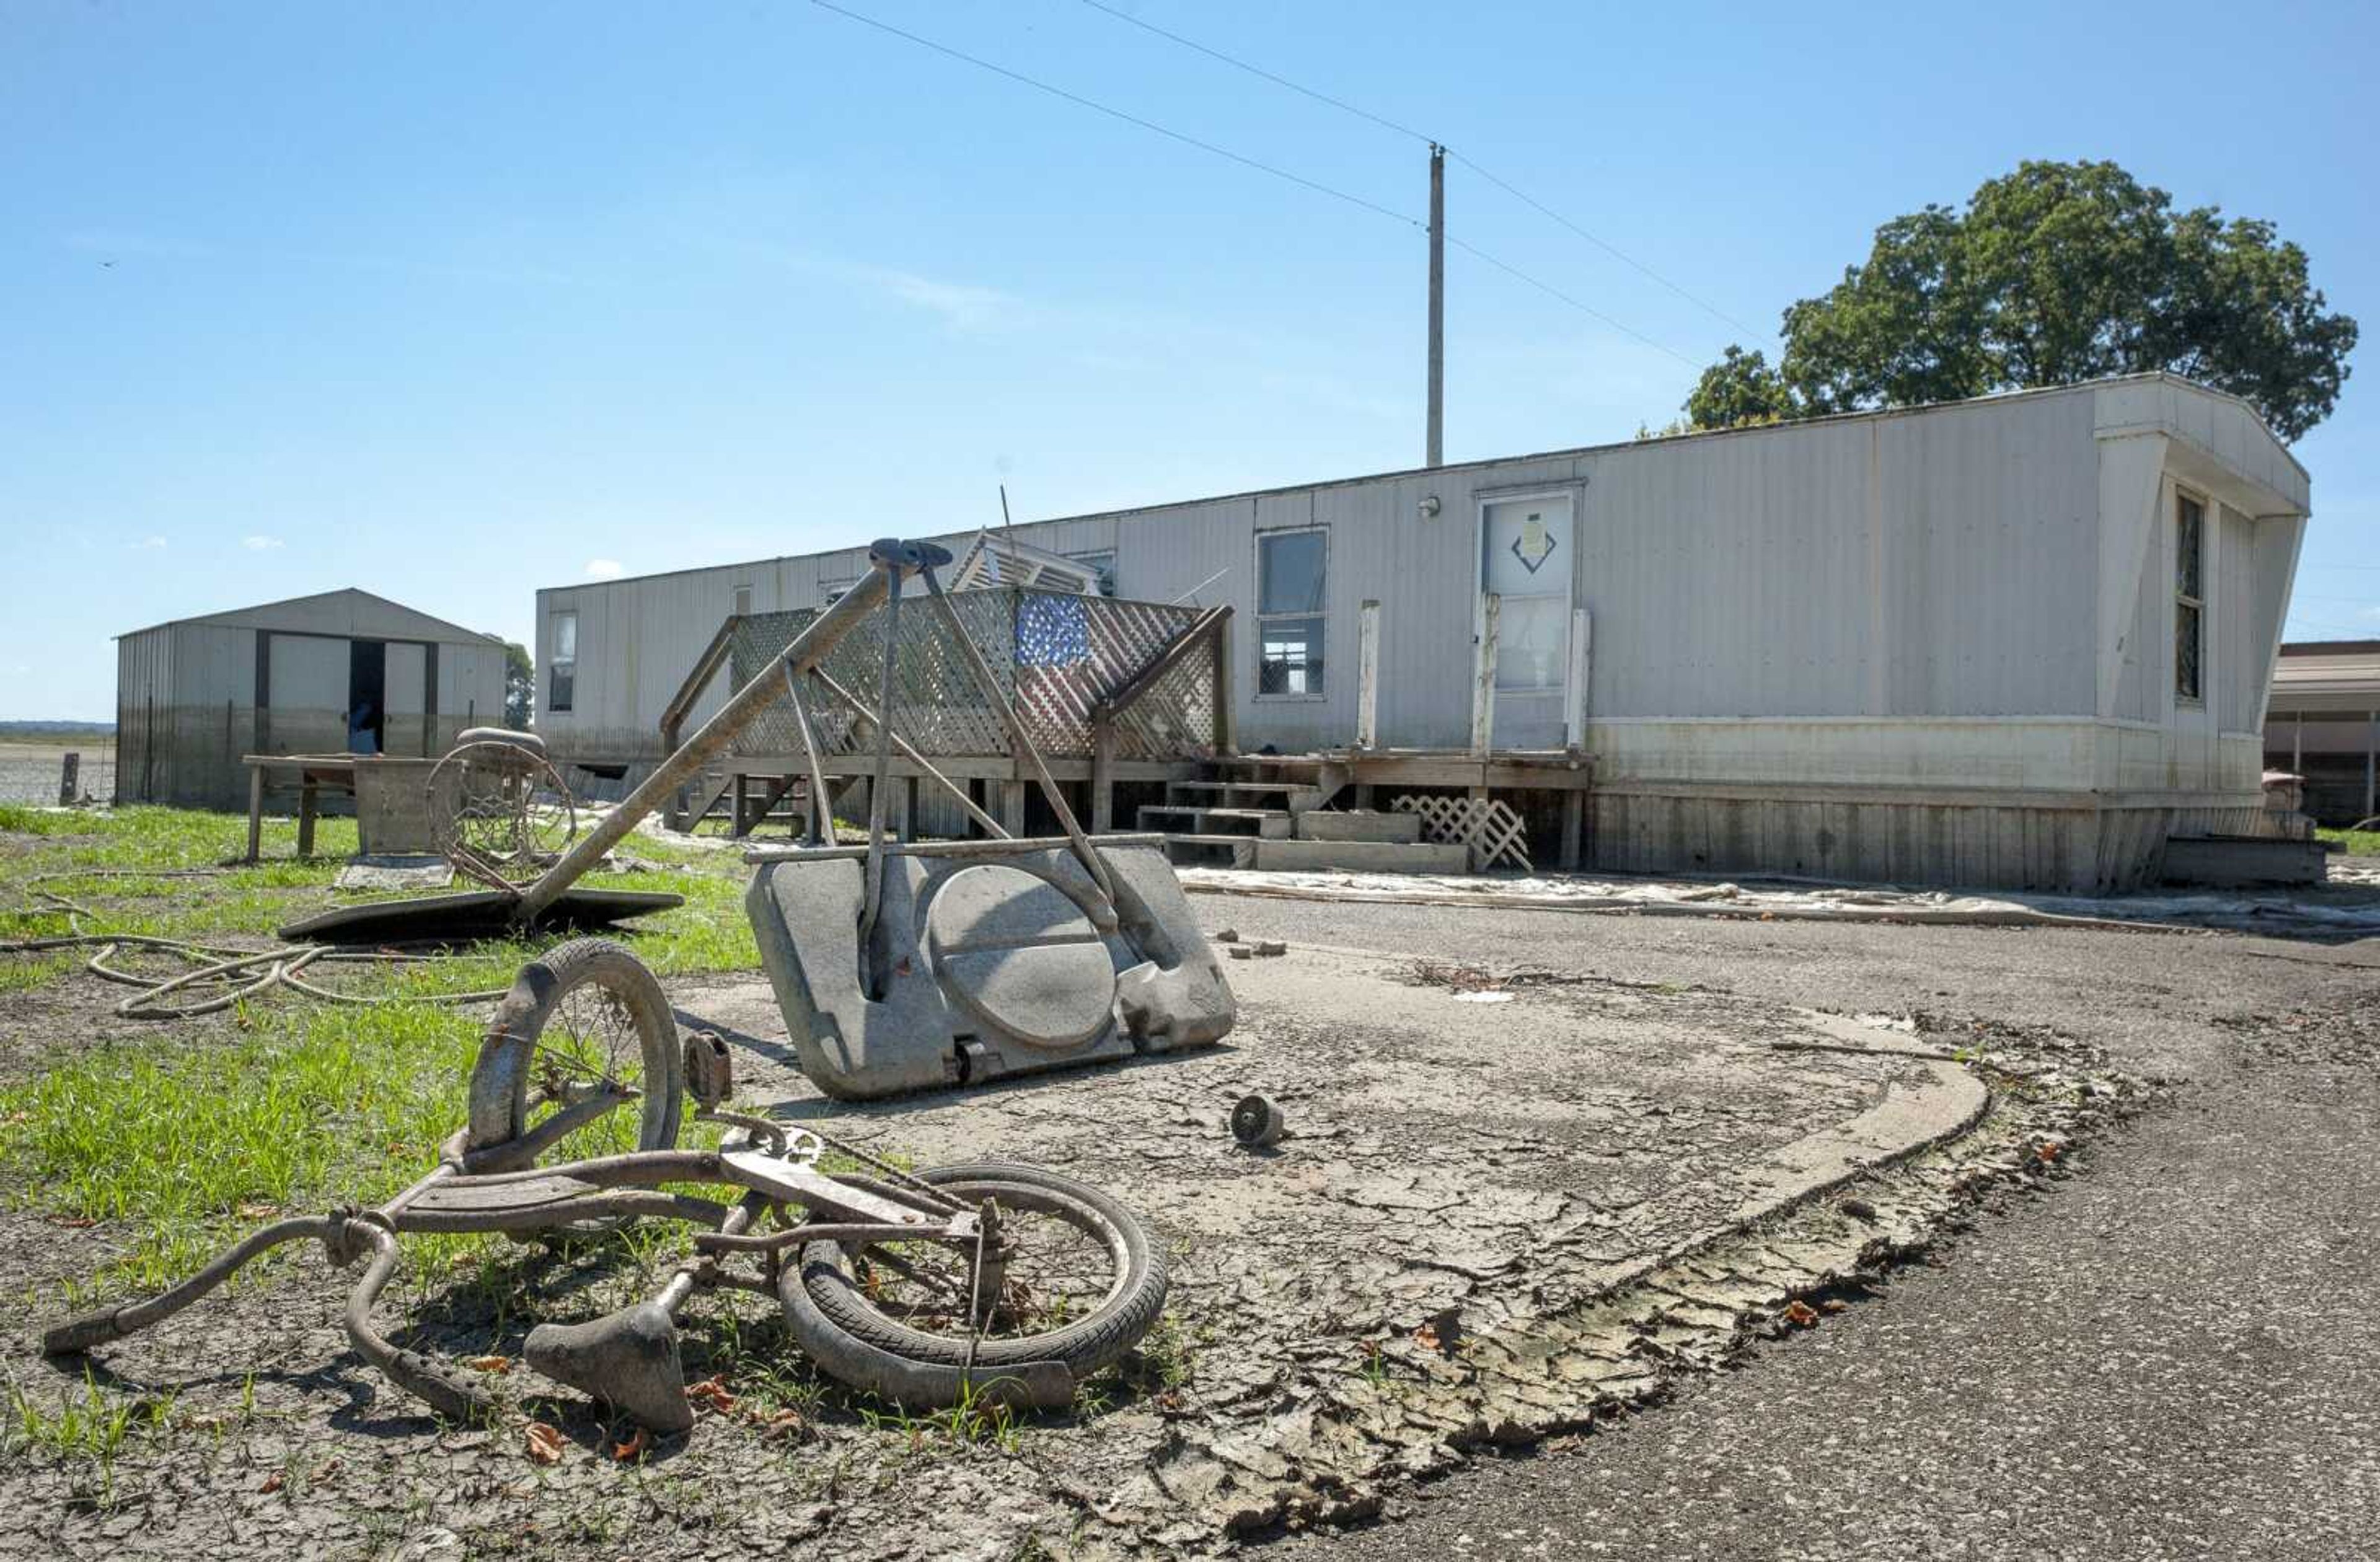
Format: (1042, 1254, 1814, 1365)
(2263, 640, 2380, 825)
(114, 589, 508, 810)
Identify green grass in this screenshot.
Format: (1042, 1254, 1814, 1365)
(0, 803, 756, 986)
(4, 1000, 485, 1294)
(0, 803, 765, 1300)
(2319, 827, 2380, 857)
(5, 1367, 175, 1464)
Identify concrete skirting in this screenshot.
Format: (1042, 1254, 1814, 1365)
(1589, 788, 2267, 894)
(2159, 834, 2327, 888)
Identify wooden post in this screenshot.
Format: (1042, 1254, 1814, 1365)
(1000, 777, 1028, 836)
(57, 752, 79, 806)
(731, 773, 751, 839)
(1566, 606, 1591, 751)
(297, 776, 318, 858)
(2293, 715, 2303, 773)
(1210, 615, 1235, 756)
(1560, 788, 1584, 872)
(1091, 718, 1116, 834)
(2367, 709, 2377, 822)
(1470, 593, 1500, 758)
(1355, 600, 1381, 750)
(896, 775, 916, 842)
(245, 762, 265, 863)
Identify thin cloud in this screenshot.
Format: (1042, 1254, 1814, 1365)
(242, 534, 284, 551)
(134, 535, 168, 550)
(584, 558, 625, 580)
(874, 269, 1020, 333)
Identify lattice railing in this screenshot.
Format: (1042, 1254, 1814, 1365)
(716, 588, 1219, 762)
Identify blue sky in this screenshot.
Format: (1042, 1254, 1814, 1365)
(3, 0, 2373, 720)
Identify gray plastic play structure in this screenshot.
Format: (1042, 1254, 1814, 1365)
(523, 537, 1236, 1099)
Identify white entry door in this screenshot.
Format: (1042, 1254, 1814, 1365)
(1480, 495, 1574, 751)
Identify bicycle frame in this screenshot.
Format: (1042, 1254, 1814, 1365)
(43, 1122, 1007, 1434)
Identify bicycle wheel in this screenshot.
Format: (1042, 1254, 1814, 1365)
(464, 938, 683, 1163)
(780, 1162, 1167, 1380)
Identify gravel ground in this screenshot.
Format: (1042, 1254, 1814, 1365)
(6, 877, 2374, 1558)
(1199, 896, 2380, 1562)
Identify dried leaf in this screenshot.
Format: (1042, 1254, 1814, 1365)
(612, 1426, 651, 1463)
(684, 1375, 737, 1414)
(524, 1422, 566, 1465)
(1818, 1298, 1849, 1315)
(47, 1216, 95, 1230)
(1412, 1324, 1440, 1352)
(1781, 1300, 1820, 1328)
(237, 1202, 280, 1220)
(258, 1472, 284, 1494)
(760, 1408, 805, 1439)
(463, 1355, 513, 1375)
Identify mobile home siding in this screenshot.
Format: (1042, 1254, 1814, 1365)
(534, 375, 2309, 890)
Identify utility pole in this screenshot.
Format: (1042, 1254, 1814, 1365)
(1426, 143, 1445, 468)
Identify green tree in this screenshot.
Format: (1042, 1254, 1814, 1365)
(1684, 161, 2356, 440)
(502, 641, 534, 729)
(1683, 345, 1797, 431)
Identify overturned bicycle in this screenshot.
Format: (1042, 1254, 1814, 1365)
(42, 936, 1170, 1433)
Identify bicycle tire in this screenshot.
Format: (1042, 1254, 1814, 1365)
(464, 938, 682, 1159)
(780, 1162, 1166, 1380)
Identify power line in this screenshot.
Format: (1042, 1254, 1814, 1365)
(1075, 0, 1767, 343)
(1444, 236, 1700, 368)
(1442, 150, 1770, 342)
(1075, 0, 1437, 146)
(804, 0, 1698, 363)
(804, 0, 1420, 232)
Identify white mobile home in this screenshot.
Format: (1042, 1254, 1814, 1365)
(534, 374, 2308, 891)
(116, 589, 508, 810)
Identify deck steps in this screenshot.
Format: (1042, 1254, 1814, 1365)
(1136, 804, 1294, 839)
(1141, 758, 1475, 873)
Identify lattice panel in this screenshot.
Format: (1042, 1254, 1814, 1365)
(719, 588, 1215, 762)
(1391, 793, 1532, 873)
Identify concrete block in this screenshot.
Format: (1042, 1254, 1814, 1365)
(2159, 834, 2326, 888)
(1295, 810, 1422, 845)
(1253, 838, 1470, 874)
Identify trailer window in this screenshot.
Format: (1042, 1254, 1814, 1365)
(549, 611, 577, 713)
(1257, 528, 1326, 697)
(1066, 549, 1117, 596)
(2175, 492, 2204, 704)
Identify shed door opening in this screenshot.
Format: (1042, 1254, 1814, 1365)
(1481, 495, 1574, 750)
(348, 640, 386, 755)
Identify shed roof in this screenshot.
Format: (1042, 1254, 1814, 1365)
(118, 588, 501, 645)
(2270, 640, 2380, 708)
